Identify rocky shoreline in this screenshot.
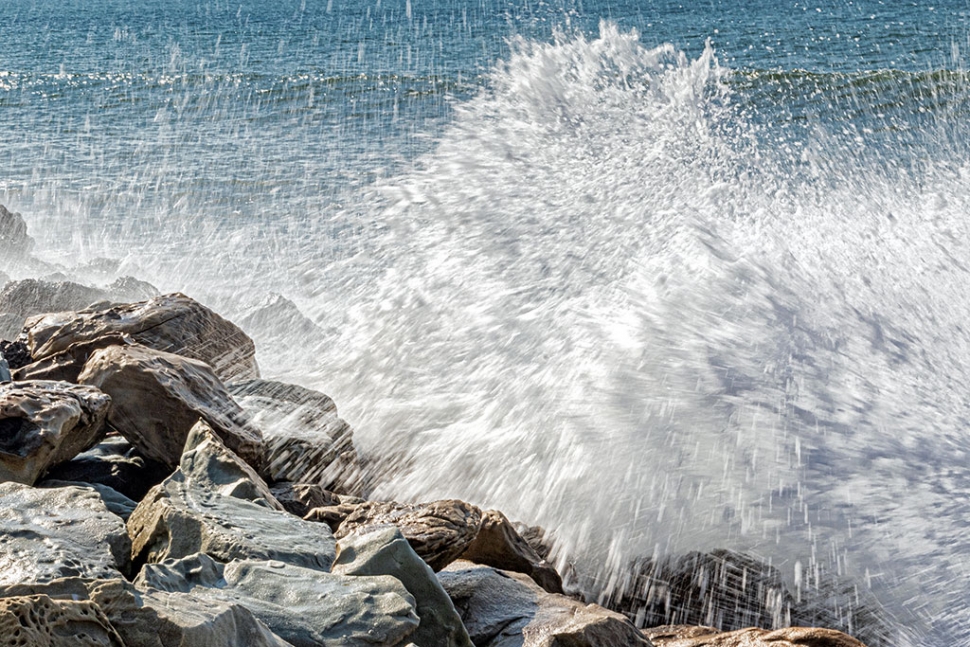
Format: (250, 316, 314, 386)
(0, 204, 872, 646)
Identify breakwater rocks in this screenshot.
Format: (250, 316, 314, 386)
(0, 206, 871, 646)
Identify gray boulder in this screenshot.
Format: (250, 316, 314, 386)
(137, 553, 420, 647)
(78, 343, 265, 472)
(25, 292, 259, 382)
(127, 421, 335, 571)
(438, 561, 653, 647)
(0, 278, 110, 321)
(334, 525, 474, 647)
(38, 479, 138, 521)
(0, 380, 110, 485)
(0, 482, 130, 584)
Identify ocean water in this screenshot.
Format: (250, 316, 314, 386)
(3, 0, 970, 644)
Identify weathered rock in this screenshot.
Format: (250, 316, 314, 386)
(14, 333, 134, 383)
(0, 204, 34, 262)
(38, 479, 138, 521)
(460, 510, 563, 594)
(269, 481, 342, 517)
(25, 292, 259, 382)
(40, 435, 171, 503)
(334, 525, 474, 647)
(0, 380, 110, 484)
(0, 482, 130, 583)
(0, 340, 31, 369)
(306, 499, 483, 572)
(78, 343, 265, 472)
(439, 561, 653, 647)
(643, 625, 867, 647)
(136, 553, 420, 647)
(0, 594, 125, 647)
(0, 278, 110, 322)
(127, 421, 335, 571)
(513, 523, 554, 562)
(228, 379, 361, 492)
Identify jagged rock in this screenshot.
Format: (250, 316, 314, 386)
(0, 204, 34, 262)
(643, 625, 867, 647)
(38, 479, 138, 521)
(0, 278, 110, 322)
(0, 482, 130, 583)
(513, 523, 554, 562)
(14, 333, 134, 383)
(136, 553, 420, 647)
(0, 380, 110, 485)
(334, 525, 474, 647)
(25, 292, 259, 382)
(228, 379, 361, 492)
(104, 276, 160, 303)
(127, 421, 335, 571)
(460, 510, 563, 594)
(0, 594, 124, 647)
(439, 561, 653, 647)
(306, 499, 483, 572)
(78, 343, 265, 472)
(0, 340, 30, 369)
(269, 481, 342, 517)
(40, 435, 170, 503)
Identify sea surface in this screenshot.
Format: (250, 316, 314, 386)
(3, 1, 970, 644)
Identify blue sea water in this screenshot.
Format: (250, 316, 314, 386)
(3, 1, 970, 644)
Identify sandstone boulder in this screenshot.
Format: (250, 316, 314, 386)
(14, 333, 134, 383)
(0, 594, 124, 647)
(269, 481, 343, 517)
(643, 625, 867, 647)
(25, 292, 259, 382)
(127, 421, 335, 571)
(307, 498, 483, 572)
(439, 561, 653, 647)
(78, 343, 264, 472)
(334, 525, 474, 647)
(0, 380, 110, 484)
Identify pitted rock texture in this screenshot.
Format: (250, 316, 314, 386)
(0, 594, 124, 647)
(127, 421, 335, 571)
(0, 483, 131, 584)
(0, 380, 110, 485)
(643, 626, 867, 647)
(25, 292, 259, 382)
(307, 498, 483, 572)
(78, 343, 265, 472)
(136, 553, 420, 647)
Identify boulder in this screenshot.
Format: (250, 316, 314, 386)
(78, 343, 265, 472)
(228, 379, 361, 491)
(307, 499, 483, 572)
(643, 626, 867, 647)
(459, 510, 563, 594)
(269, 481, 343, 517)
(14, 333, 134, 383)
(38, 479, 138, 521)
(438, 561, 653, 647)
(25, 292, 259, 382)
(0, 594, 124, 647)
(0, 482, 131, 584)
(0, 278, 110, 321)
(0, 204, 34, 262)
(127, 421, 335, 571)
(334, 526, 474, 647)
(0, 340, 31, 369)
(0, 380, 110, 485)
(136, 553, 420, 647)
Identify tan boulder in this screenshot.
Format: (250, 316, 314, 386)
(643, 625, 867, 647)
(0, 594, 125, 647)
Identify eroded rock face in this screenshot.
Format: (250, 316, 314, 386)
(127, 421, 335, 571)
(0, 594, 124, 647)
(14, 333, 135, 383)
(334, 526, 474, 647)
(78, 344, 264, 472)
(25, 292, 259, 382)
(0, 380, 110, 485)
(439, 561, 654, 647)
(0, 483, 131, 584)
(269, 481, 343, 517)
(136, 553, 420, 647)
(643, 626, 867, 647)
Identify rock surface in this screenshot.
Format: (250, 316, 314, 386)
(0, 594, 124, 647)
(0, 380, 110, 485)
(643, 626, 867, 647)
(269, 481, 343, 517)
(0, 278, 110, 322)
(0, 340, 31, 369)
(78, 343, 265, 472)
(127, 421, 335, 571)
(13, 333, 134, 383)
(38, 479, 138, 521)
(439, 561, 654, 647)
(0, 204, 34, 263)
(307, 498, 483, 572)
(0, 483, 131, 584)
(25, 292, 259, 382)
(334, 525, 474, 647)
(137, 552, 420, 647)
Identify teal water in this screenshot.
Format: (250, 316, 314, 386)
(3, 1, 970, 644)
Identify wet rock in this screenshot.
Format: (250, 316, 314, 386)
(127, 421, 335, 571)
(0, 204, 34, 263)
(0, 482, 131, 584)
(439, 561, 653, 647)
(136, 552, 420, 647)
(78, 343, 265, 472)
(0, 594, 124, 647)
(269, 481, 342, 517)
(40, 435, 170, 503)
(38, 479, 138, 521)
(0, 380, 110, 485)
(25, 292, 259, 382)
(0, 340, 31, 369)
(460, 509, 563, 594)
(307, 498, 483, 572)
(643, 625, 867, 647)
(14, 333, 134, 383)
(334, 525, 474, 647)
(228, 379, 361, 491)
(0, 278, 110, 321)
